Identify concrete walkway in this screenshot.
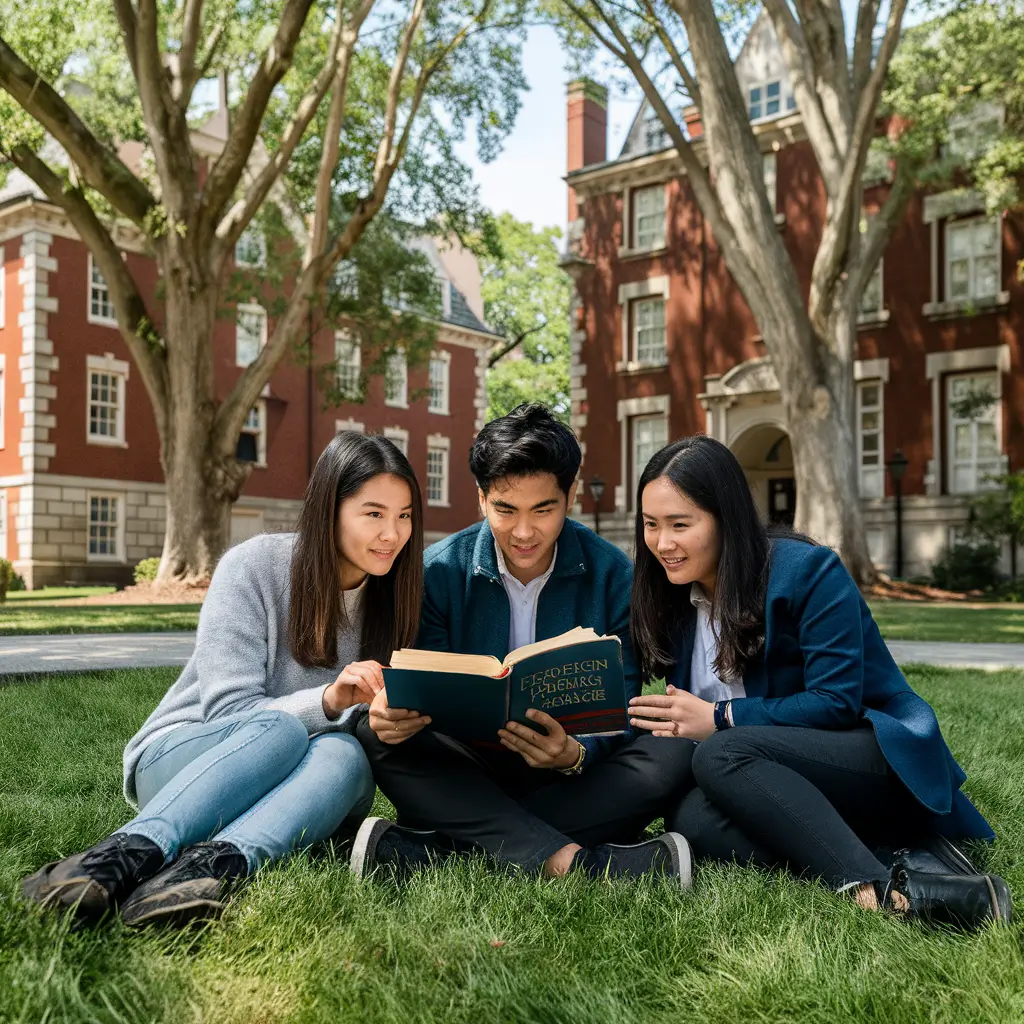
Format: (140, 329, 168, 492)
(2, 632, 1024, 677)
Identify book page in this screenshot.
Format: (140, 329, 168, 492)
(389, 648, 505, 677)
(501, 627, 620, 669)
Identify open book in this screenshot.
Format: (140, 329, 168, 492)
(384, 627, 628, 744)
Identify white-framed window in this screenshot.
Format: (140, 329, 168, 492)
(948, 102, 1004, 161)
(763, 152, 777, 213)
(236, 402, 267, 467)
(235, 227, 266, 268)
(385, 349, 408, 408)
(633, 185, 666, 250)
(749, 80, 782, 121)
(236, 304, 267, 368)
(947, 371, 1002, 494)
(631, 413, 669, 505)
(946, 216, 1001, 303)
(0, 489, 7, 560)
(428, 351, 451, 414)
(86, 354, 129, 447)
(632, 298, 667, 365)
(87, 255, 117, 327)
(383, 427, 409, 456)
(335, 333, 361, 401)
(856, 381, 884, 498)
(87, 493, 124, 562)
(426, 435, 450, 507)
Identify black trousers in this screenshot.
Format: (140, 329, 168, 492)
(666, 725, 931, 890)
(356, 713, 697, 871)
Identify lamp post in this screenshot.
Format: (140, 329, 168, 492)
(886, 449, 909, 579)
(588, 474, 606, 537)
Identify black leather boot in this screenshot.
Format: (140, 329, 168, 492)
(888, 865, 1013, 930)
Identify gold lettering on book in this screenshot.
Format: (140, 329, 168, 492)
(518, 659, 611, 707)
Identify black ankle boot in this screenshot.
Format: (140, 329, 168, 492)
(22, 833, 165, 921)
(119, 841, 249, 928)
(887, 865, 1013, 930)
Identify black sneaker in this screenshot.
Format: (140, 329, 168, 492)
(888, 865, 1013, 930)
(578, 832, 693, 888)
(119, 841, 248, 928)
(21, 833, 164, 921)
(349, 817, 447, 879)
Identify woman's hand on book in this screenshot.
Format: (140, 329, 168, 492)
(323, 661, 386, 720)
(498, 710, 581, 770)
(368, 688, 432, 744)
(628, 686, 716, 740)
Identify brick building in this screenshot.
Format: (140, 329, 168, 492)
(563, 17, 1024, 577)
(0, 184, 497, 589)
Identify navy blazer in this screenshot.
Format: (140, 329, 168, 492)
(668, 538, 993, 840)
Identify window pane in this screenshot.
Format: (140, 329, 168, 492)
(236, 433, 258, 462)
(862, 433, 879, 453)
(860, 384, 879, 408)
(954, 423, 973, 459)
(949, 259, 970, 298)
(977, 422, 998, 457)
(975, 255, 999, 298)
(861, 411, 879, 431)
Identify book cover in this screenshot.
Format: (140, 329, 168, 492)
(382, 632, 628, 744)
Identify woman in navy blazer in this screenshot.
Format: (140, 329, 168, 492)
(628, 435, 1011, 928)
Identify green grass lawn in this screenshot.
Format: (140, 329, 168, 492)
(0, 605, 202, 636)
(2, 668, 1023, 1023)
(867, 602, 1024, 644)
(5, 586, 118, 603)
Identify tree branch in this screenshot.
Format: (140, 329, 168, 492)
(851, 0, 879, 103)
(0, 36, 157, 227)
(111, 0, 140, 81)
(488, 322, 547, 367)
(194, 18, 228, 86)
(200, 0, 318, 226)
(854, 156, 914, 297)
(640, 0, 701, 108)
(7, 145, 169, 432)
(177, 0, 206, 101)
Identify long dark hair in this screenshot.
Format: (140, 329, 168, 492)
(289, 431, 423, 668)
(630, 435, 771, 682)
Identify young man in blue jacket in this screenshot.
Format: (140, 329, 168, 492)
(353, 404, 694, 882)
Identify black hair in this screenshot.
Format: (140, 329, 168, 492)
(289, 431, 423, 668)
(469, 403, 581, 496)
(630, 434, 772, 682)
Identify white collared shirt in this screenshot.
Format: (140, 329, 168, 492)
(495, 542, 558, 650)
(688, 585, 747, 704)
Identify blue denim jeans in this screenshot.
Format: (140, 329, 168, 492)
(116, 709, 375, 872)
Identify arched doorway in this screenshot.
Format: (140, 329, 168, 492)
(730, 424, 795, 526)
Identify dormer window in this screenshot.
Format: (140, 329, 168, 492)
(749, 80, 782, 121)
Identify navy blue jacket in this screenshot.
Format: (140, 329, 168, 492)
(668, 538, 993, 840)
(418, 518, 639, 764)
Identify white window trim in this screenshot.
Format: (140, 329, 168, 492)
(946, 371, 1005, 495)
(621, 183, 667, 257)
(235, 303, 267, 368)
(86, 353, 130, 448)
(385, 349, 409, 409)
(336, 417, 365, 434)
(0, 489, 7, 561)
(616, 394, 670, 513)
(617, 276, 670, 369)
(383, 426, 410, 455)
(428, 350, 452, 415)
(426, 433, 451, 508)
(87, 253, 118, 328)
(86, 491, 126, 563)
(748, 78, 787, 123)
(924, 345, 1010, 495)
(335, 331, 362, 401)
(856, 380, 885, 499)
(238, 400, 268, 468)
(631, 296, 668, 367)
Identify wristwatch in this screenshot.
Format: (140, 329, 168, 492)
(558, 740, 587, 775)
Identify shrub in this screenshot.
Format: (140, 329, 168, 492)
(0, 558, 13, 603)
(133, 557, 161, 584)
(8, 571, 26, 592)
(931, 539, 1001, 593)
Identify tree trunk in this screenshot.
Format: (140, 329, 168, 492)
(156, 276, 251, 583)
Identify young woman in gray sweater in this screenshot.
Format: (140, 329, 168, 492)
(23, 431, 423, 926)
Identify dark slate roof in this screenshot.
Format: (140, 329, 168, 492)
(445, 285, 501, 338)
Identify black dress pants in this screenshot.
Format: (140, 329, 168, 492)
(356, 712, 697, 871)
(666, 725, 931, 889)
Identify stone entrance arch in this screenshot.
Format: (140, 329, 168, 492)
(730, 423, 795, 524)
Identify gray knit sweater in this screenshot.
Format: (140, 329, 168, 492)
(122, 532, 365, 806)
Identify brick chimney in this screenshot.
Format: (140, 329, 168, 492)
(566, 78, 607, 223)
